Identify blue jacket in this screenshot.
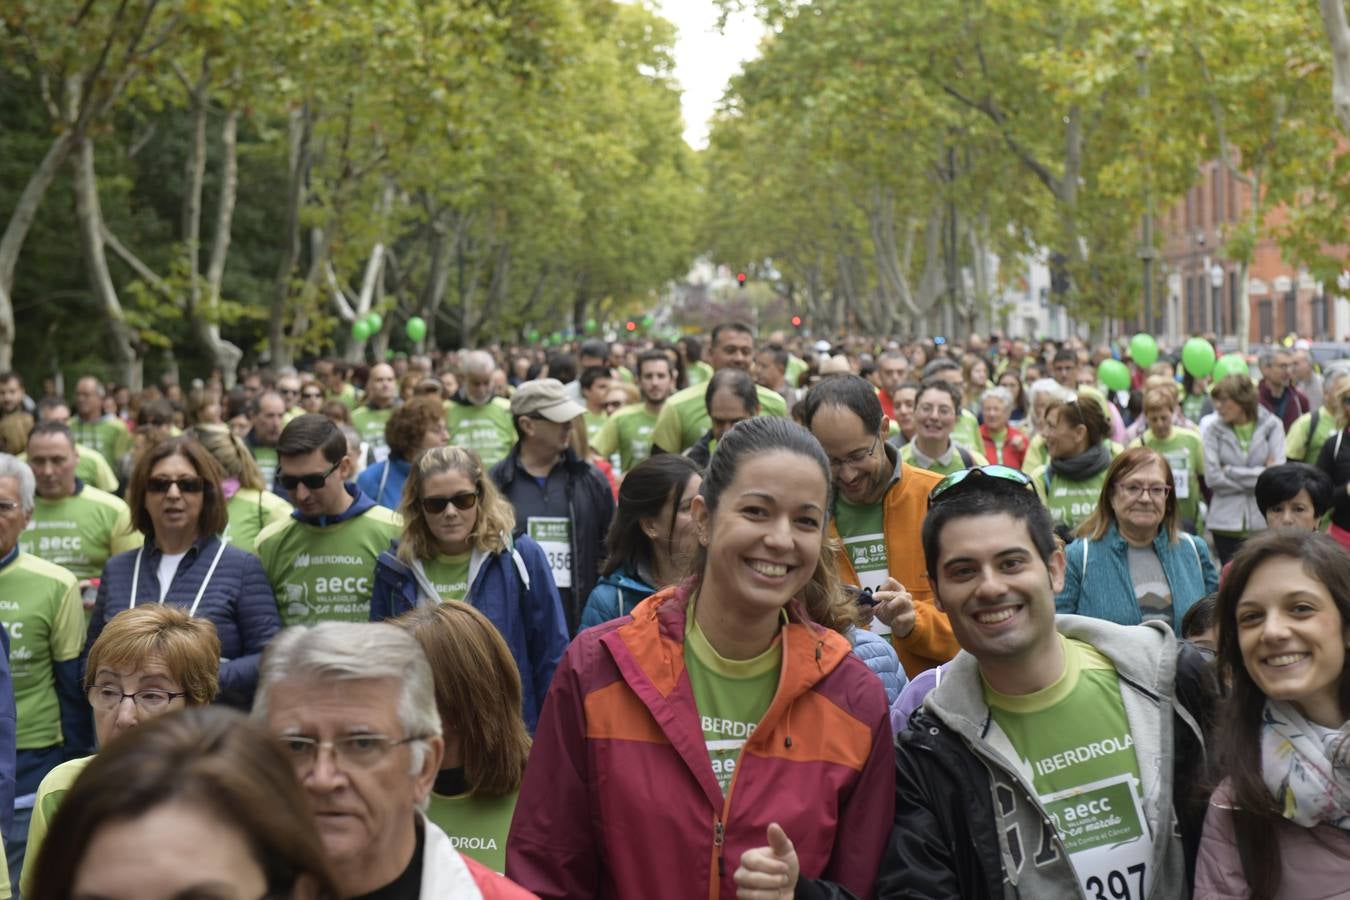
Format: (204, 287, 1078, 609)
(369, 534, 568, 732)
(579, 566, 655, 632)
(848, 627, 907, 706)
(356, 456, 410, 511)
(1056, 524, 1219, 634)
(87, 534, 282, 707)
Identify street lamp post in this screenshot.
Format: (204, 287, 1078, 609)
(1210, 263, 1225, 336)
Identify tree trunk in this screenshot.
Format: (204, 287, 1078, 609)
(1322, 0, 1350, 133)
(0, 128, 81, 370)
(73, 137, 141, 388)
(271, 105, 311, 366)
(201, 106, 243, 385)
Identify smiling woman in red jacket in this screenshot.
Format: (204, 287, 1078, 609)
(506, 417, 894, 900)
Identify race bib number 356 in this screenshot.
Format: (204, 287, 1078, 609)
(528, 517, 573, 588)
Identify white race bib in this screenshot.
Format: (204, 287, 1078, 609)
(528, 517, 573, 588)
(1043, 773, 1153, 900)
(841, 532, 891, 636)
(1163, 451, 1190, 500)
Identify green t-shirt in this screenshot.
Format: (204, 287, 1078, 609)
(785, 355, 808, 387)
(351, 405, 396, 461)
(22, 754, 92, 896)
(1022, 434, 1048, 474)
(592, 404, 659, 473)
(225, 488, 293, 555)
(650, 380, 788, 454)
(422, 551, 471, 602)
(687, 360, 713, 386)
(832, 497, 890, 636)
(70, 415, 131, 468)
(583, 410, 608, 448)
(985, 637, 1154, 900)
(446, 399, 516, 468)
(0, 553, 85, 749)
(251, 444, 279, 487)
(426, 789, 518, 873)
(1033, 464, 1110, 532)
(20, 485, 142, 581)
(1135, 429, 1204, 527)
(1286, 409, 1338, 463)
(951, 409, 983, 456)
(256, 505, 403, 626)
(1233, 421, 1255, 452)
(683, 602, 781, 794)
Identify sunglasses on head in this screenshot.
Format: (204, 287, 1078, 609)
(421, 492, 478, 514)
(146, 476, 205, 494)
(279, 460, 340, 492)
(929, 464, 1033, 504)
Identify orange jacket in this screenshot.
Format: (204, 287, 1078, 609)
(829, 463, 960, 677)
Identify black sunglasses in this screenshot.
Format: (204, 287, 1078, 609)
(301, 391, 324, 400)
(421, 492, 478, 514)
(146, 476, 205, 494)
(279, 460, 340, 492)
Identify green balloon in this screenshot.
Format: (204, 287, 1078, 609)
(405, 316, 427, 342)
(1129, 333, 1159, 368)
(351, 319, 371, 342)
(365, 312, 383, 332)
(584, 318, 598, 334)
(1097, 358, 1131, 392)
(1180, 338, 1216, 377)
(1213, 353, 1249, 382)
(526, 328, 541, 343)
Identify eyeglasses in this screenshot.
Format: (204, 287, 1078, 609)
(603, 400, 624, 411)
(929, 464, 1033, 503)
(827, 436, 879, 472)
(421, 492, 478, 514)
(301, 391, 324, 400)
(88, 685, 186, 712)
(279, 460, 340, 492)
(1116, 483, 1171, 500)
(277, 733, 428, 771)
(146, 476, 205, 494)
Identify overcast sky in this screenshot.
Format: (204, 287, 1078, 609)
(659, 0, 765, 149)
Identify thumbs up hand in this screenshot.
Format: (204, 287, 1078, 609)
(733, 822, 800, 899)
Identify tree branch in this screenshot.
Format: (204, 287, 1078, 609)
(1321, 0, 1350, 133)
(99, 223, 173, 299)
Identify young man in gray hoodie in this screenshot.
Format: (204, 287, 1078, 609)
(873, 466, 1213, 900)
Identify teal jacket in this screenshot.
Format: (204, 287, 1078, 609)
(579, 566, 656, 632)
(1056, 524, 1218, 634)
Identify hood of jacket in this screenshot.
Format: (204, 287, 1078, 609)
(291, 483, 378, 528)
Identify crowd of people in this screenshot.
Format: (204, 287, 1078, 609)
(0, 324, 1343, 898)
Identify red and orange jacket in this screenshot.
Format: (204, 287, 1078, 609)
(828, 462, 959, 678)
(505, 584, 894, 900)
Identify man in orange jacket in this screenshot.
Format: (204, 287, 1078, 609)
(804, 374, 960, 677)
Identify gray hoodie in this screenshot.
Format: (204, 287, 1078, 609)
(922, 615, 1205, 900)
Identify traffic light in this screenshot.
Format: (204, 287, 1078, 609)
(737, 272, 747, 288)
(790, 315, 802, 328)
(625, 320, 637, 332)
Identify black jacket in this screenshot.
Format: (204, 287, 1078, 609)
(797, 639, 1216, 900)
(490, 444, 614, 634)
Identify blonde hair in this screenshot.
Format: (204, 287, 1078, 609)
(1142, 387, 1177, 413)
(86, 605, 221, 704)
(397, 445, 515, 562)
(393, 602, 531, 796)
(189, 424, 265, 491)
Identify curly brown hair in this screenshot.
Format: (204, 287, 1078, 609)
(384, 397, 445, 461)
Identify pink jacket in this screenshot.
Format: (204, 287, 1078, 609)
(1194, 781, 1350, 899)
(506, 584, 894, 900)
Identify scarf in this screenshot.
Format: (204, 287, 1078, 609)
(1048, 441, 1112, 482)
(1260, 698, 1350, 830)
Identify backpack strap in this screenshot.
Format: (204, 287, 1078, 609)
(1306, 409, 1321, 462)
(957, 446, 974, 469)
